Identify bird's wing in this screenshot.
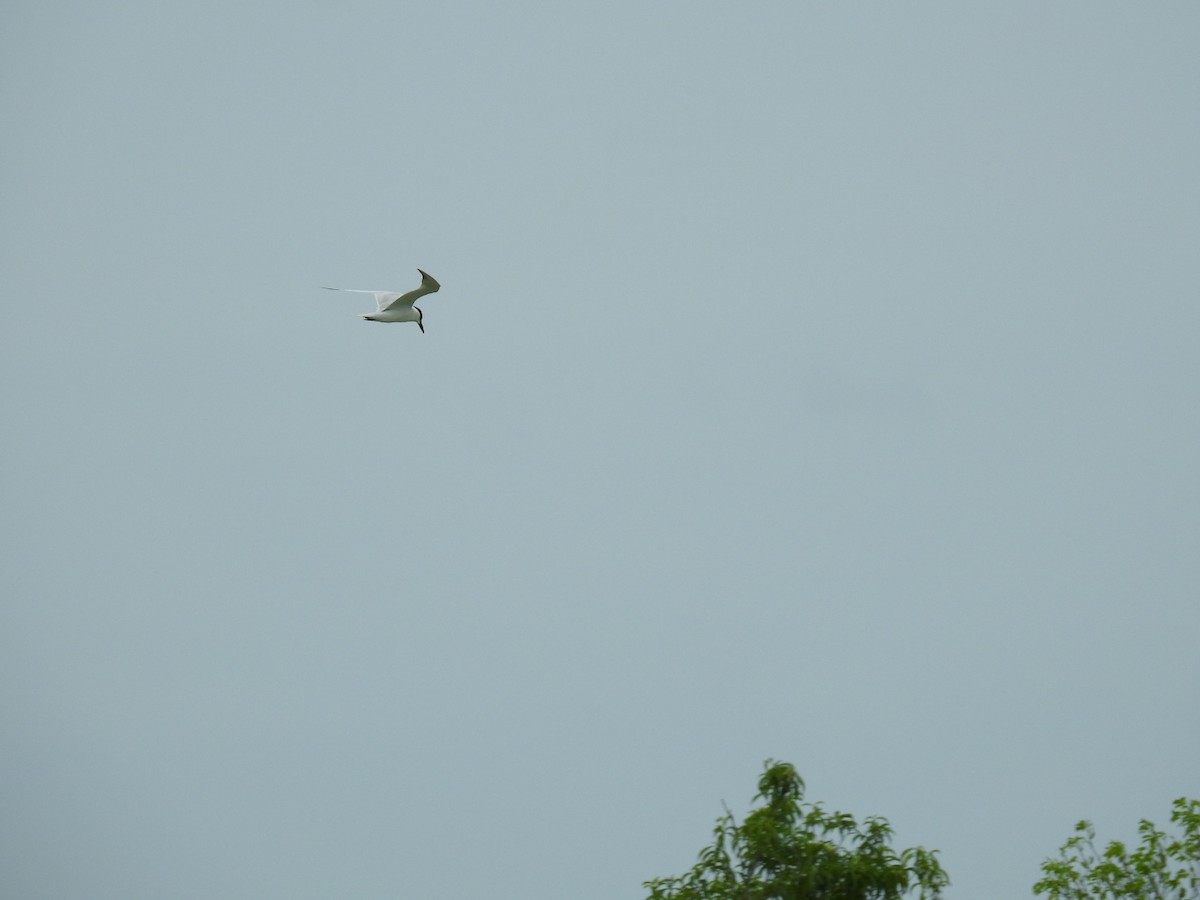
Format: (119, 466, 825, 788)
(380, 269, 441, 312)
(321, 287, 401, 312)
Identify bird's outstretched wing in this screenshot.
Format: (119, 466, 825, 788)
(380, 269, 441, 312)
(321, 286, 401, 312)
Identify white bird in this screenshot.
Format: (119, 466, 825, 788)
(322, 269, 441, 332)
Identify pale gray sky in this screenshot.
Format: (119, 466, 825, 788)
(2, 3, 1198, 898)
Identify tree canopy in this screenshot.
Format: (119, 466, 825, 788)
(1033, 796, 1200, 899)
(644, 760, 948, 900)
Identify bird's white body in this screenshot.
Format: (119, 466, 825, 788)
(322, 269, 441, 332)
(364, 304, 422, 324)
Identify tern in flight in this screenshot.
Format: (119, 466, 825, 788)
(322, 269, 441, 332)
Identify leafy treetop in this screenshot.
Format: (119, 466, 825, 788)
(1033, 797, 1200, 900)
(645, 760, 948, 900)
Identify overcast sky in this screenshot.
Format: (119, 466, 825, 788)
(3, 3, 1198, 898)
